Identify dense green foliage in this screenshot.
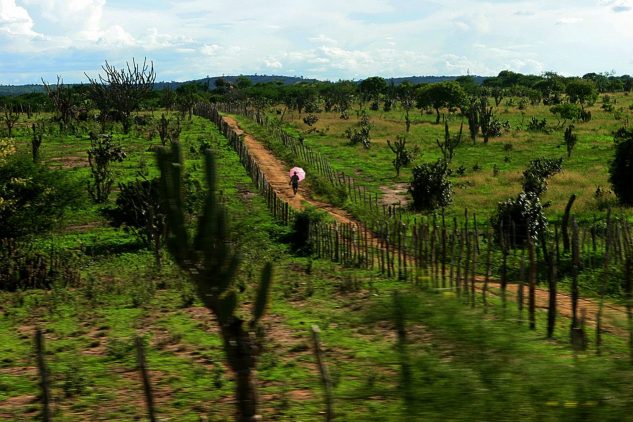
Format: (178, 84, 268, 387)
(609, 127, 633, 205)
(490, 191, 548, 244)
(0, 154, 84, 238)
(522, 157, 564, 197)
(105, 177, 166, 249)
(409, 159, 453, 211)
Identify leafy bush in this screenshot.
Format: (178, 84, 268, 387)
(409, 160, 453, 211)
(527, 117, 548, 132)
(609, 127, 633, 205)
(104, 177, 166, 249)
(302, 114, 319, 126)
(0, 154, 84, 238)
(490, 191, 548, 246)
(288, 206, 327, 255)
(345, 111, 371, 148)
(487, 119, 507, 137)
(522, 157, 563, 197)
(549, 103, 581, 124)
(0, 138, 15, 163)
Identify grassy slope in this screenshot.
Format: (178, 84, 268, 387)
(1, 112, 633, 420)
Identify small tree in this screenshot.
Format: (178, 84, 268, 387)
(176, 82, 205, 120)
(609, 127, 633, 205)
(566, 78, 597, 107)
(359, 76, 387, 104)
(42, 76, 75, 131)
(387, 135, 412, 177)
(550, 103, 581, 127)
(85, 58, 156, 133)
(409, 159, 452, 211)
(416, 82, 466, 124)
(87, 133, 126, 203)
(31, 122, 45, 163)
(491, 87, 505, 107)
(2, 106, 19, 138)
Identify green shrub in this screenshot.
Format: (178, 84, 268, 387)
(522, 157, 563, 197)
(104, 177, 166, 249)
(609, 127, 633, 205)
(288, 206, 327, 255)
(490, 191, 547, 246)
(409, 159, 452, 211)
(0, 154, 85, 238)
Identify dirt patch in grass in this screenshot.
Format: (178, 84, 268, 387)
(49, 155, 89, 169)
(380, 183, 409, 207)
(0, 366, 37, 377)
(0, 394, 38, 419)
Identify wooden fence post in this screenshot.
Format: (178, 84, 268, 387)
(311, 325, 334, 421)
(135, 336, 157, 422)
(547, 252, 557, 338)
(35, 328, 51, 422)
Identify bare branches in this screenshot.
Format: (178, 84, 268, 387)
(42, 76, 75, 130)
(85, 58, 156, 133)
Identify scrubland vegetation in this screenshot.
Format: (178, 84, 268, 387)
(2, 65, 633, 420)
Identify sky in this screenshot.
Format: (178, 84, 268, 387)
(1, 0, 632, 84)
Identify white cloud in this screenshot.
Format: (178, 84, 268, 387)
(556, 17, 583, 24)
(22, 0, 105, 38)
(0, 0, 38, 37)
(599, 0, 633, 12)
(201, 44, 222, 56)
(264, 58, 282, 69)
(309, 34, 338, 45)
(96, 25, 135, 47)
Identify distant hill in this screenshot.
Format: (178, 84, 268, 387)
(385, 75, 487, 85)
(0, 74, 486, 96)
(0, 84, 46, 96)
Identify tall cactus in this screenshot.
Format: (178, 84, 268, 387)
(157, 143, 272, 421)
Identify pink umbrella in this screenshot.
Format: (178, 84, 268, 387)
(289, 167, 306, 182)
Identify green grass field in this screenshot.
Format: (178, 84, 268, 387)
(277, 93, 633, 221)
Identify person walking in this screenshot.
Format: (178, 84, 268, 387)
(290, 171, 300, 195)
